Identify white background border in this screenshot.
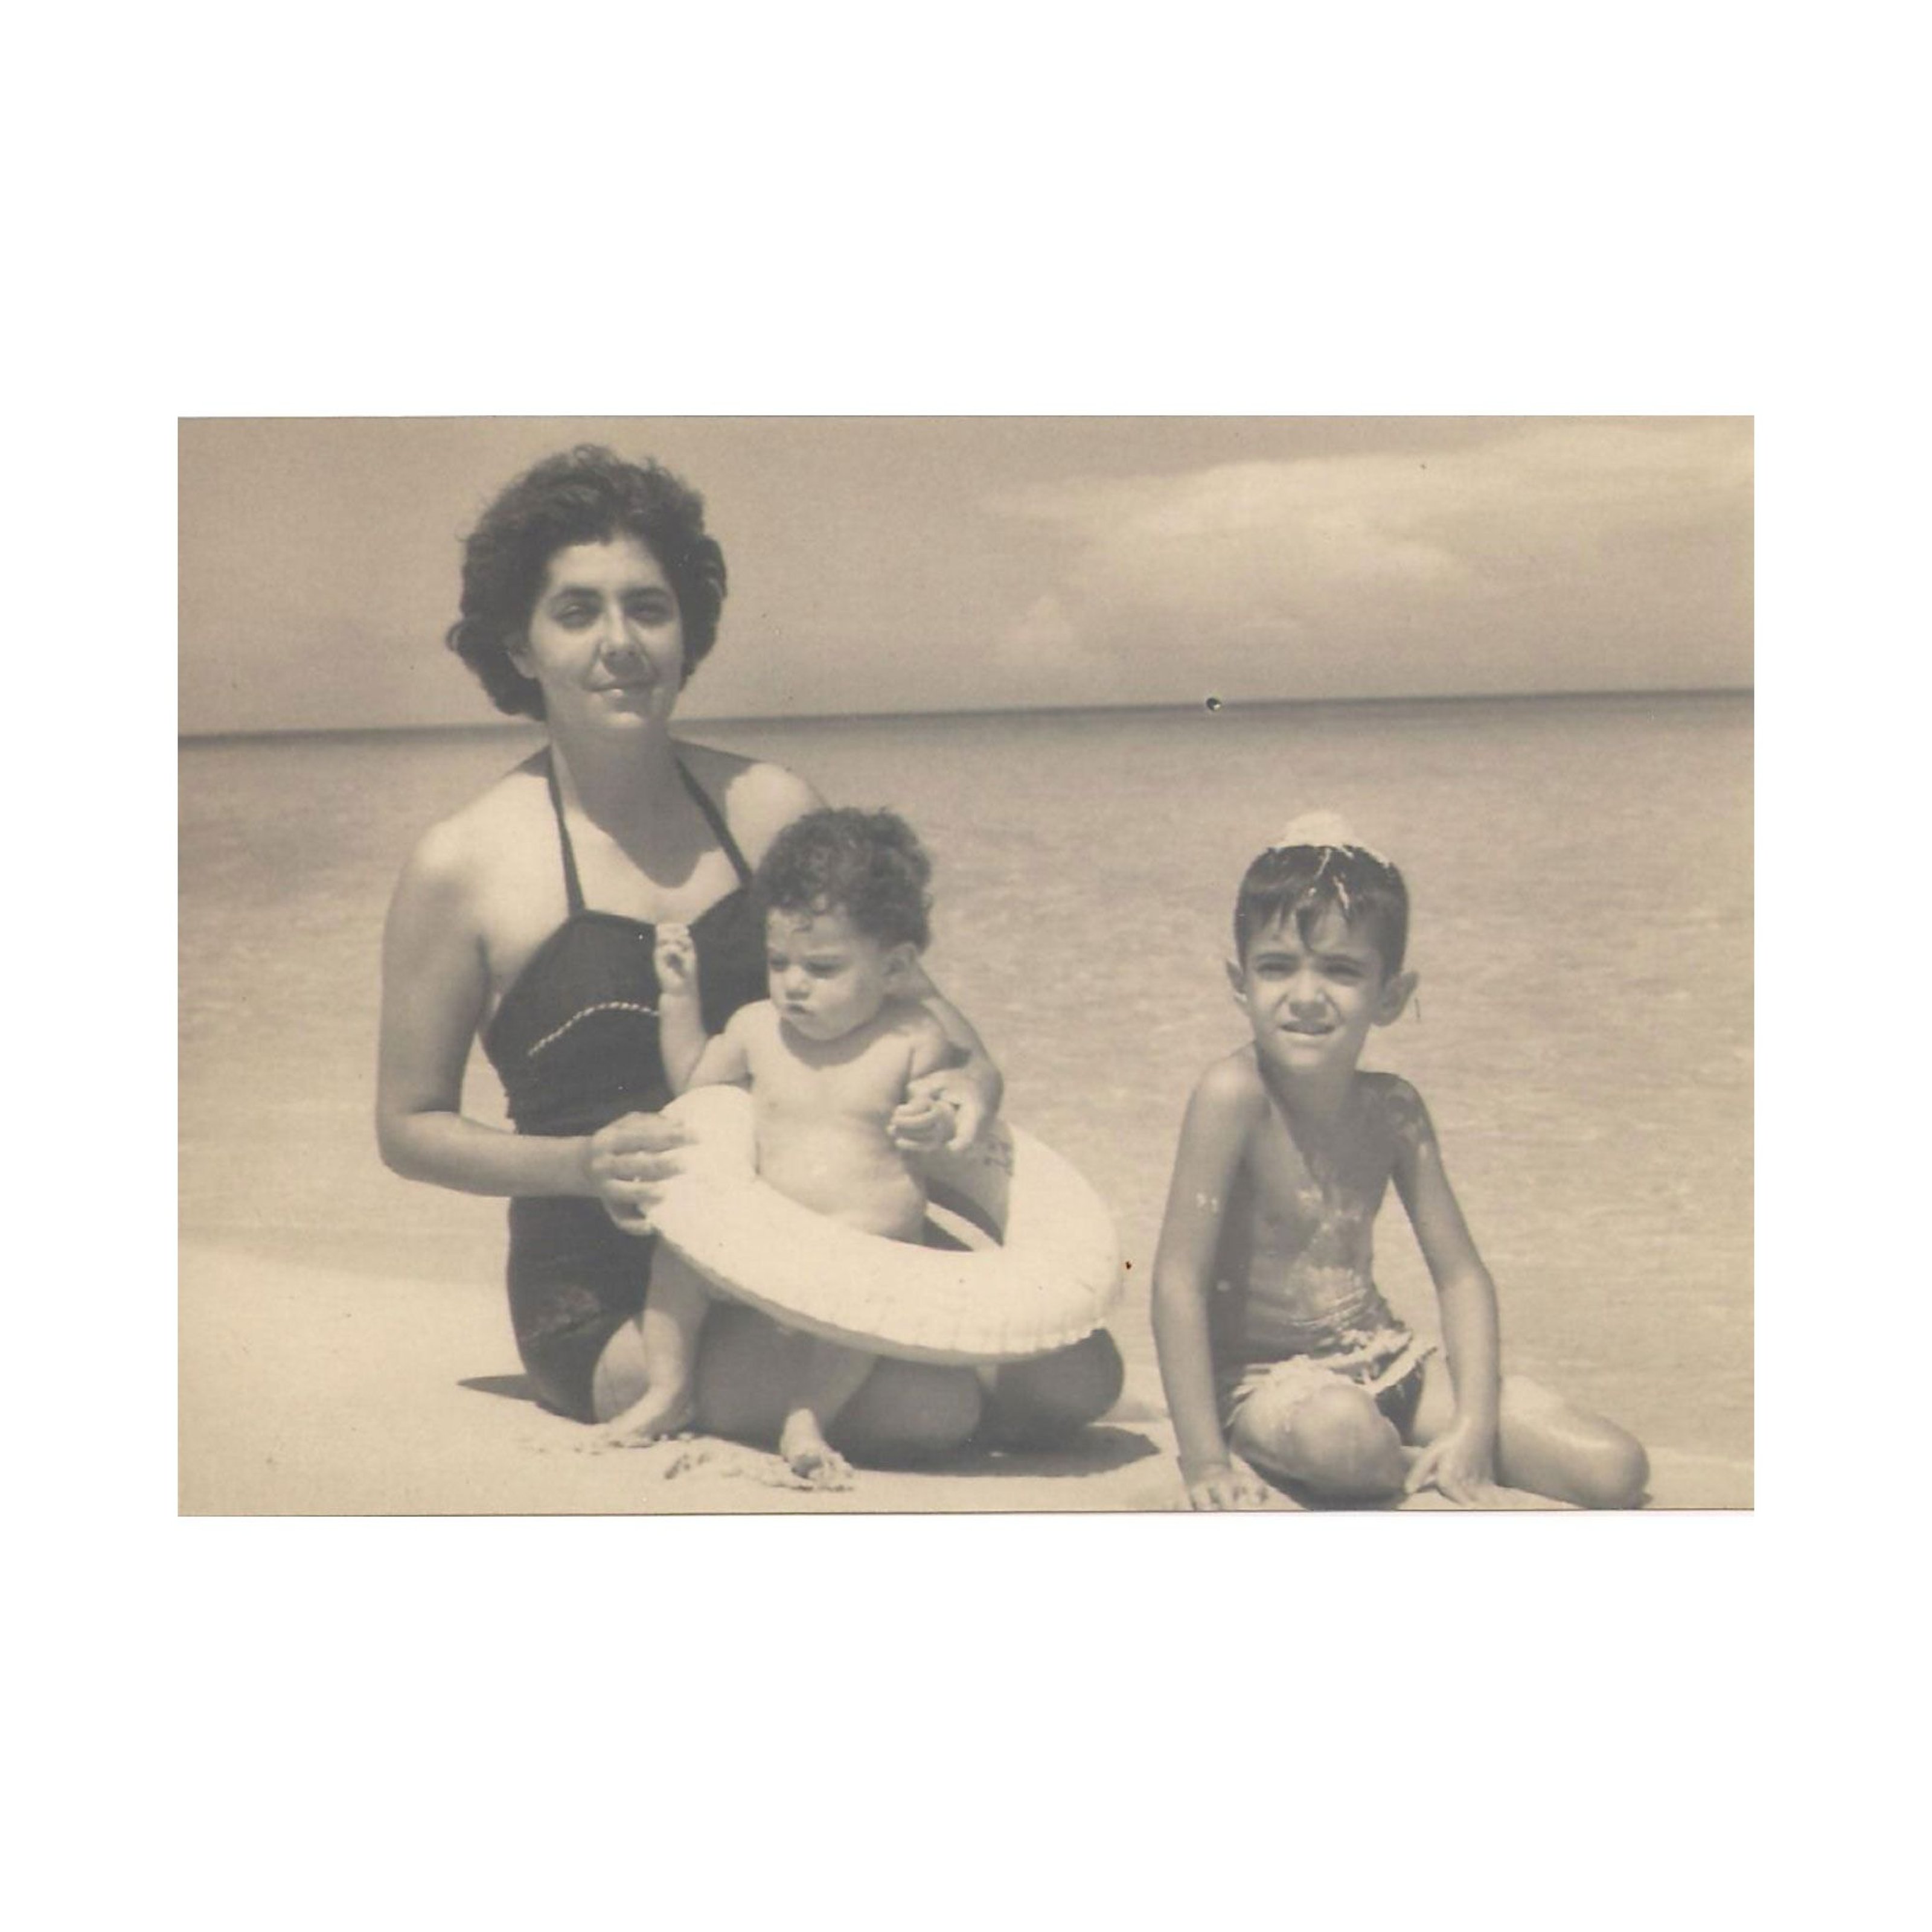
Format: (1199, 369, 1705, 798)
(19, 2, 1914, 1922)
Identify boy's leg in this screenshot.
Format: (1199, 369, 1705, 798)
(1229, 1366, 1408, 1504)
(1495, 1377, 1649, 1508)
(592, 1250, 710, 1438)
(1410, 1368, 1650, 1508)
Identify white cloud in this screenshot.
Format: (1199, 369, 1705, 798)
(987, 419, 1751, 703)
(997, 589, 1110, 673)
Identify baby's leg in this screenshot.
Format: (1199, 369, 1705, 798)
(1230, 1370, 1409, 1505)
(596, 1250, 711, 1442)
(687, 1303, 982, 1463)
(778, 1339, 879, 1488)
(1409, 1369, 1649, 1508)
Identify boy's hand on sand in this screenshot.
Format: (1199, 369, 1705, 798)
(653, 923, 697, 996)
(892, 1069, 984, 1153)
(586, 1111, 692, 1232)
(1183, 1462, 1273, 1510)
(1404, 1418, 1503, 1507)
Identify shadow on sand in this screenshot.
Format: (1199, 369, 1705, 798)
(945, 1424, 1162, 1482)
(459, 1372, 542, 1404)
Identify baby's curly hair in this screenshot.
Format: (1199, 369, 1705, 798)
(756, 808, 933, 952)
(446, 446, 728, 720)
(1233, 842, 1410, 977)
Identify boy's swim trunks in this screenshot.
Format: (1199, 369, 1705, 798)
(1219, 1325, 1435, 1442)
(483, 753, 768, 1421)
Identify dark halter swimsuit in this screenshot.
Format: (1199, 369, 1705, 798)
(482, 753, 767, 1420)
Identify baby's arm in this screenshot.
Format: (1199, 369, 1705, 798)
(1387, 1081, 1503, 1503)
(680, 1006, 755, 1092)
(654, 924, 710, 1094)
(1151, 1056, 1271, 1510)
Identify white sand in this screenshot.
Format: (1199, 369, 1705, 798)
(180, 1241, 1749, 1514)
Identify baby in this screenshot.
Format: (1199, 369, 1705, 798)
(603, 806, 955, 1485)
(1151, 811, 1650, 1509)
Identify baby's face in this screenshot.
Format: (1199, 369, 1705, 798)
(765, 906, 904, 1044)
(1231, 906, 1406, 1078)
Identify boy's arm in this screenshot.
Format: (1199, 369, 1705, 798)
(1387, 1082, 1503, 1503)
(1150, 1057, 1270, 1509)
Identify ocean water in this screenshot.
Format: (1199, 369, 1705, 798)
(180, 694, 1752, 1467)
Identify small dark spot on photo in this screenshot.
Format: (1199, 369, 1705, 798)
(1204, 696, 1222, 712)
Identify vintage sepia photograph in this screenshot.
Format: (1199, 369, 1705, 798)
(179, 415, 1752, 1514)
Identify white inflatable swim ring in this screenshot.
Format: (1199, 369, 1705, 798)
(648, 1085, 1123, 1365)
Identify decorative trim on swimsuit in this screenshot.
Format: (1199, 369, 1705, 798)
(525, 1000, 661, 1059)
(1220, 1326, 1436, 1426)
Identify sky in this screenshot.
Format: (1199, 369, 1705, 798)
(179, 416, 1751, 735)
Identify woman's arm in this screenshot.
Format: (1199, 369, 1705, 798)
(1387, 1082, 1502, 1502)
(894, 960, 1003, 1150)
(1151, 1057, 1269, 1508)
(376, 822, 595, 1197)
(376, 820, 689, 1218)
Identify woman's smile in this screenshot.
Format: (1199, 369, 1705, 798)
(514, 536, 686, 724)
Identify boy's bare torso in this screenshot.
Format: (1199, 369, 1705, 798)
(735, 999, 936, 1240)
(1218, 1054, 1426, 1354)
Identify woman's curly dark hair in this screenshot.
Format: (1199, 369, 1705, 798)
(446, 446, 728, 720)
(756, 808, 933, 952)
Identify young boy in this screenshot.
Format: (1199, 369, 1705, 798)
(1151, 811, 1649, 1510)
(603, 807, 955, 1486)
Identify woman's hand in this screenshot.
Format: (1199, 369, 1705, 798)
(1404, 1415, 1503, 1507)
(584, 1112, 691, 1235)
(890, 1068, 987, 1153)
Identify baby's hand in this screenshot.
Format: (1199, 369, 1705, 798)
(891, 1069, 984, 1153)
(653, 923, 698, 997)
(1183, 1461, 1273, 1511)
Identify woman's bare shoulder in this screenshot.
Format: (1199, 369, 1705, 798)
(677, 740, 824, 863)
(397, 753, 549, 891)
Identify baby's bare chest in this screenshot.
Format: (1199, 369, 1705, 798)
(746, 1028, 912, 1131)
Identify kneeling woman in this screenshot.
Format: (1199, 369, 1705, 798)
(376, 446, 1121, 1459)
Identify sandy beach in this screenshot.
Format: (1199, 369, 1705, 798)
(180, 1239, 1749, 1514)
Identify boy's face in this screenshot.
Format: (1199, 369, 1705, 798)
(1227, 906, 1415, 1079)
(765, 905, 911, 1043)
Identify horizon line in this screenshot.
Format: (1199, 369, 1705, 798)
(179, 683, 1753, 747)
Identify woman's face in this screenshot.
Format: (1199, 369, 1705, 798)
(511, 536, 686, 732)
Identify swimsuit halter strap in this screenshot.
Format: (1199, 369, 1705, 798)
(543, 749, 586, 915)
(677, 761, 754, 886)
(543, 747, 753, 913)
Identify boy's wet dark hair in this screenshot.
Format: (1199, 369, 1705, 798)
(1233, 843, 1410, 977)
(757, 808, 933, 952)
(446, 446, 728, 720)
